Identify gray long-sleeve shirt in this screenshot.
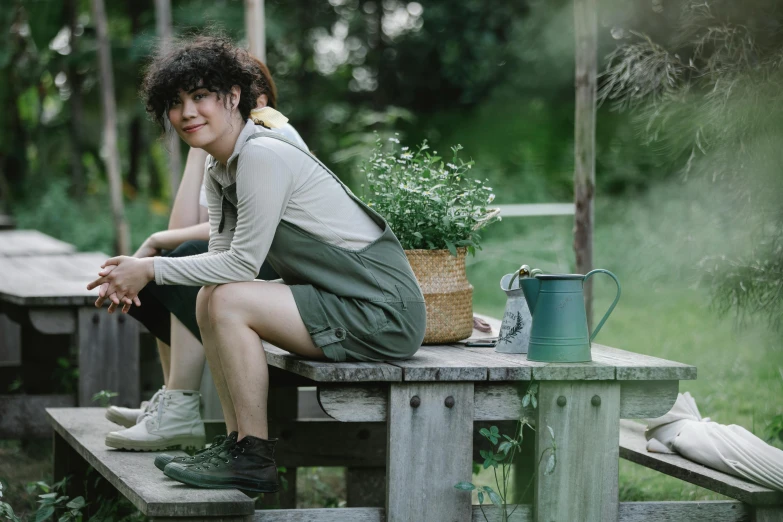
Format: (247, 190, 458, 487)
(153, 119, 382, 286)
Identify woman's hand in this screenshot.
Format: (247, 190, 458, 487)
(133, 233, 161, 258)
(87, 256, 154, 312)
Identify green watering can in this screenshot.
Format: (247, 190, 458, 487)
(519, 270, 621, 363)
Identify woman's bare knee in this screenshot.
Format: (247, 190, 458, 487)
(196, 285, 218, 330)
(207, 283, 245, 327)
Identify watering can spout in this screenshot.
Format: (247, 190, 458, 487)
(520, 278, 540, 314)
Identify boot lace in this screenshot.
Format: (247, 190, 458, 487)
(194, 439, 239, 470)
(141, 389, 168, 428)
(180, 435, 228, 463)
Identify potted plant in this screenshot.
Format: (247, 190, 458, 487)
(361, 135, 500, 343)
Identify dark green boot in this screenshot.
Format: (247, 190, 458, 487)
(163, 435, 279, 493)
(154, 432, 238, 472)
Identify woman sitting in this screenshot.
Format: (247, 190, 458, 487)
(88, 35, 425, 492)
(102, 56, 305, 457)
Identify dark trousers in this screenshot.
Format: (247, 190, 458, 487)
(128, 240, 278, 345)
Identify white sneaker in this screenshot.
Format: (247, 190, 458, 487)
(105, 387, 165, 428)
(105, 389, 206, 451)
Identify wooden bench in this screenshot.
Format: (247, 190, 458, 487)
(0, 246, 139, 438)
(620, 419, 783, 521)
(49, 315, 712, 521)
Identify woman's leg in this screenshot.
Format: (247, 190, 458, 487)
(196, 285, 240, 433)
(157, 340, 171, 386)
(206, 281, 325, 440)
(166, 314, 205, 390)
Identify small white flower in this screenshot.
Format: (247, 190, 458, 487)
(447, 163, 458, 170)
(401, 146, 409, 151)
(389, 137, 400, 143)
(488, 193, 496, 203)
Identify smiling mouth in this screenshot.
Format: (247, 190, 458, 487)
(182, 124, 205, 133)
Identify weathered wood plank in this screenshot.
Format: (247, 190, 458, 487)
(620, 420, 783, 506)
(592, 344, 697, 381)
(386, 382, 474, 522)
(28, 308, 76, 334)
(464, 346, 615, 381)
(618, 501, 752, 521)
(0, 230, 75, 257)
(264, 345, 401, 383)
(618, 380, 679, 418)
(77, 307, 140, 407)
(470, 502, 753, 522)
(387, 345, 490, 381)
(472, 504, 532, 521)
(535, 381, 620, 522)
(0, 394, 75, 438)
(47, 407, 254, 517)
(252, 509, 384, 521)
(0, 253, 106, 306)
(317, 381, 678, 422)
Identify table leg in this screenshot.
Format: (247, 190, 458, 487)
(534, 381, 620, 522)
(76, 307, 139, 407)
(386, 382, 474, 522)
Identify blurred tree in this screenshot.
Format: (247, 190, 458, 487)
(599, 0, 783, 327)
(92, 0, 130, 254)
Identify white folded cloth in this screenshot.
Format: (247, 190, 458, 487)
(645, 392, 783, 492)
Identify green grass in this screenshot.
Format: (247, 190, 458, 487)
(467, 180, 783, 501)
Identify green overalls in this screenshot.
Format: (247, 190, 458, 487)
(213, 129, 426, 362)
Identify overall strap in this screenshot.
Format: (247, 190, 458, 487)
(244, 131, 388, 228)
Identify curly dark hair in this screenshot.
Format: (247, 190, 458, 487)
(141, 35, 269, 130)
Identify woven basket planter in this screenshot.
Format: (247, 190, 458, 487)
(405, 248, 473, 344)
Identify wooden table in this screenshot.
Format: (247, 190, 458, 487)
(0, 252, 139, 410)
(264, 316, 696, 522)
(0, 229, 75, 257)
(45, 314, 697, 521)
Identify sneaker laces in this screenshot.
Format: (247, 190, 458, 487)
(181, 434, 228, 463)
(136, 385, 166, 424)
(195, 439, 238, 470)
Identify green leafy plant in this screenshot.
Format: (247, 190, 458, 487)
(91, 391, 118, 408)
(454, 382, 550, 522)
(1, 479, 86, 522)
(360, 135, 500, 255)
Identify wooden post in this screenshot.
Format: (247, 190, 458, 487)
(386, 383, 474, 522)
(91, 0, 131, 255)
(534, 381, 620, 521)
(573, 0, 598, 327)
(244, 0, 266, 61)
(154, 0, 182, 198)
(76, 308, 140, 407)
(65, 0, 85, 198)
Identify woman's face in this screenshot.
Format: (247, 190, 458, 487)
(167, 85, 241, 149)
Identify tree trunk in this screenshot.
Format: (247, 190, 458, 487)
(244, 0, 266, 61)
(91, 0, 131, 255)
(573, 0, 597, 328)
(154, 0, 181, 200)
(65, 0, 85, 198)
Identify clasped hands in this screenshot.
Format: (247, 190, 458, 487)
(86, 256, 155, 314)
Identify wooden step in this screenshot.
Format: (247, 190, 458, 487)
(620, 419, 783, 506)
(46, 407, 254, 519)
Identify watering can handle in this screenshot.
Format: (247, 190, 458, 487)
(584, 269, 621, 342)
(507, 266, 544, 291)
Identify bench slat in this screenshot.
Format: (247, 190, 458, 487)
(46, 408, 254, 517)
(0, 253, 106, 306)
(264, 345, 402, 382)
(0, 230, 75, 257)
(592, 344, 697, 381)
(619, 419, 783, 506)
